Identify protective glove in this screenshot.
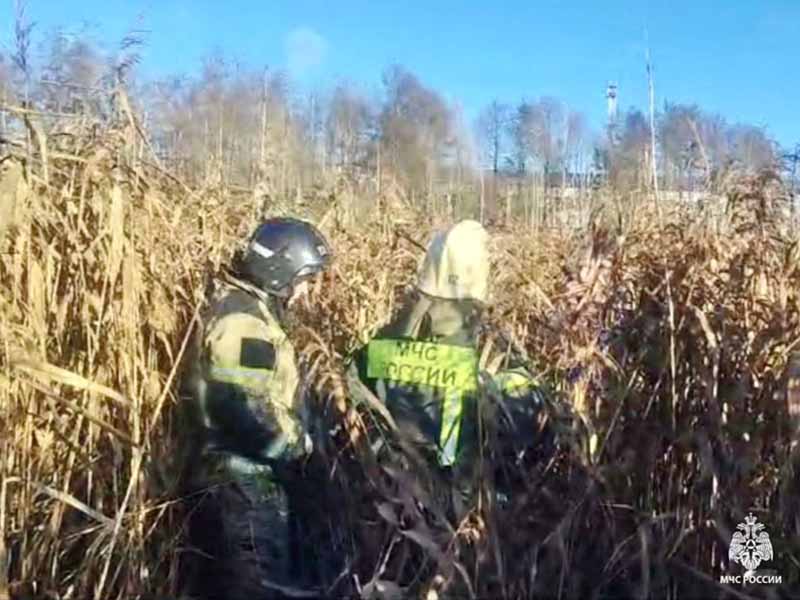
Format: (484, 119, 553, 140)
(301, 432, 313, 456)
(261, 429, 313, 463)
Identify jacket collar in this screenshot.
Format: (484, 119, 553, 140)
(380, 290, 481, 346)
(220, 270, 287, 323)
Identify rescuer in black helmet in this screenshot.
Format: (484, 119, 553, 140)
(178, 216, 332, 599)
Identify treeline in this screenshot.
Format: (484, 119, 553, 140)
(0, 20, 792, 215)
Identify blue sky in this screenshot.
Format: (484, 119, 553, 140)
(2, 1, 799, 147)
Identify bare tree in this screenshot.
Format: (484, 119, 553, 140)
(609, 108, 650, 190)
(656, 103, 779, 191)
(38, 29, 104, 115)
(0, 53, 11, 139)
(514, 97, 567, 187)
(507, 101, 532, 176)
(660, 103, 703, 190)
(645, 41, 659, 197)
(728, 124, 775, 172)
(11, 0, 35, 104)
(476, 100, 509, 175)
(379, 65, 453, 202)
(565, 109, 588, 186)
(326, 83, 373, 171)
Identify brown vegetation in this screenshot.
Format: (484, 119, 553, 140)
(2, 14, 800, 600)
(1, 100, 799, 598)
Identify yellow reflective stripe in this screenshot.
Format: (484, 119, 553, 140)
(208, 365, 273, 387)
(366, 339, 478, 392)
(262, 431, 289, 459)
(495, 369, 547, 407)
(496, 370, 533, 392)
(438, 388, 463, 466)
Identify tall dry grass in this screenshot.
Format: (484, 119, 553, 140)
(1, 117, 800, 599)
(278, 177, 800, 599)
(0, 121, 259, 598)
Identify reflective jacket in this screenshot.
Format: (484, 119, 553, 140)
(346, 292, 548, 503)
(179, 273, 309, 487)
(348, 294, 478, 464)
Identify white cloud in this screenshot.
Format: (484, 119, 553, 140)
(284, 26, 328, 76)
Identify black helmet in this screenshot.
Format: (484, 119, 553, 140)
(237, 217, 331, 297)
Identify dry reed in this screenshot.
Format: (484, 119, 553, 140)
(1, 117, 799, 599)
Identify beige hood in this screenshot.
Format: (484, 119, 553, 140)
(416, 220, 490, 303)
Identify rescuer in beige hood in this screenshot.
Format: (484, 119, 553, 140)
(347, 219, 548, 524)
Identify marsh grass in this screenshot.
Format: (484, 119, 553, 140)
(1, 115, 800, 599)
